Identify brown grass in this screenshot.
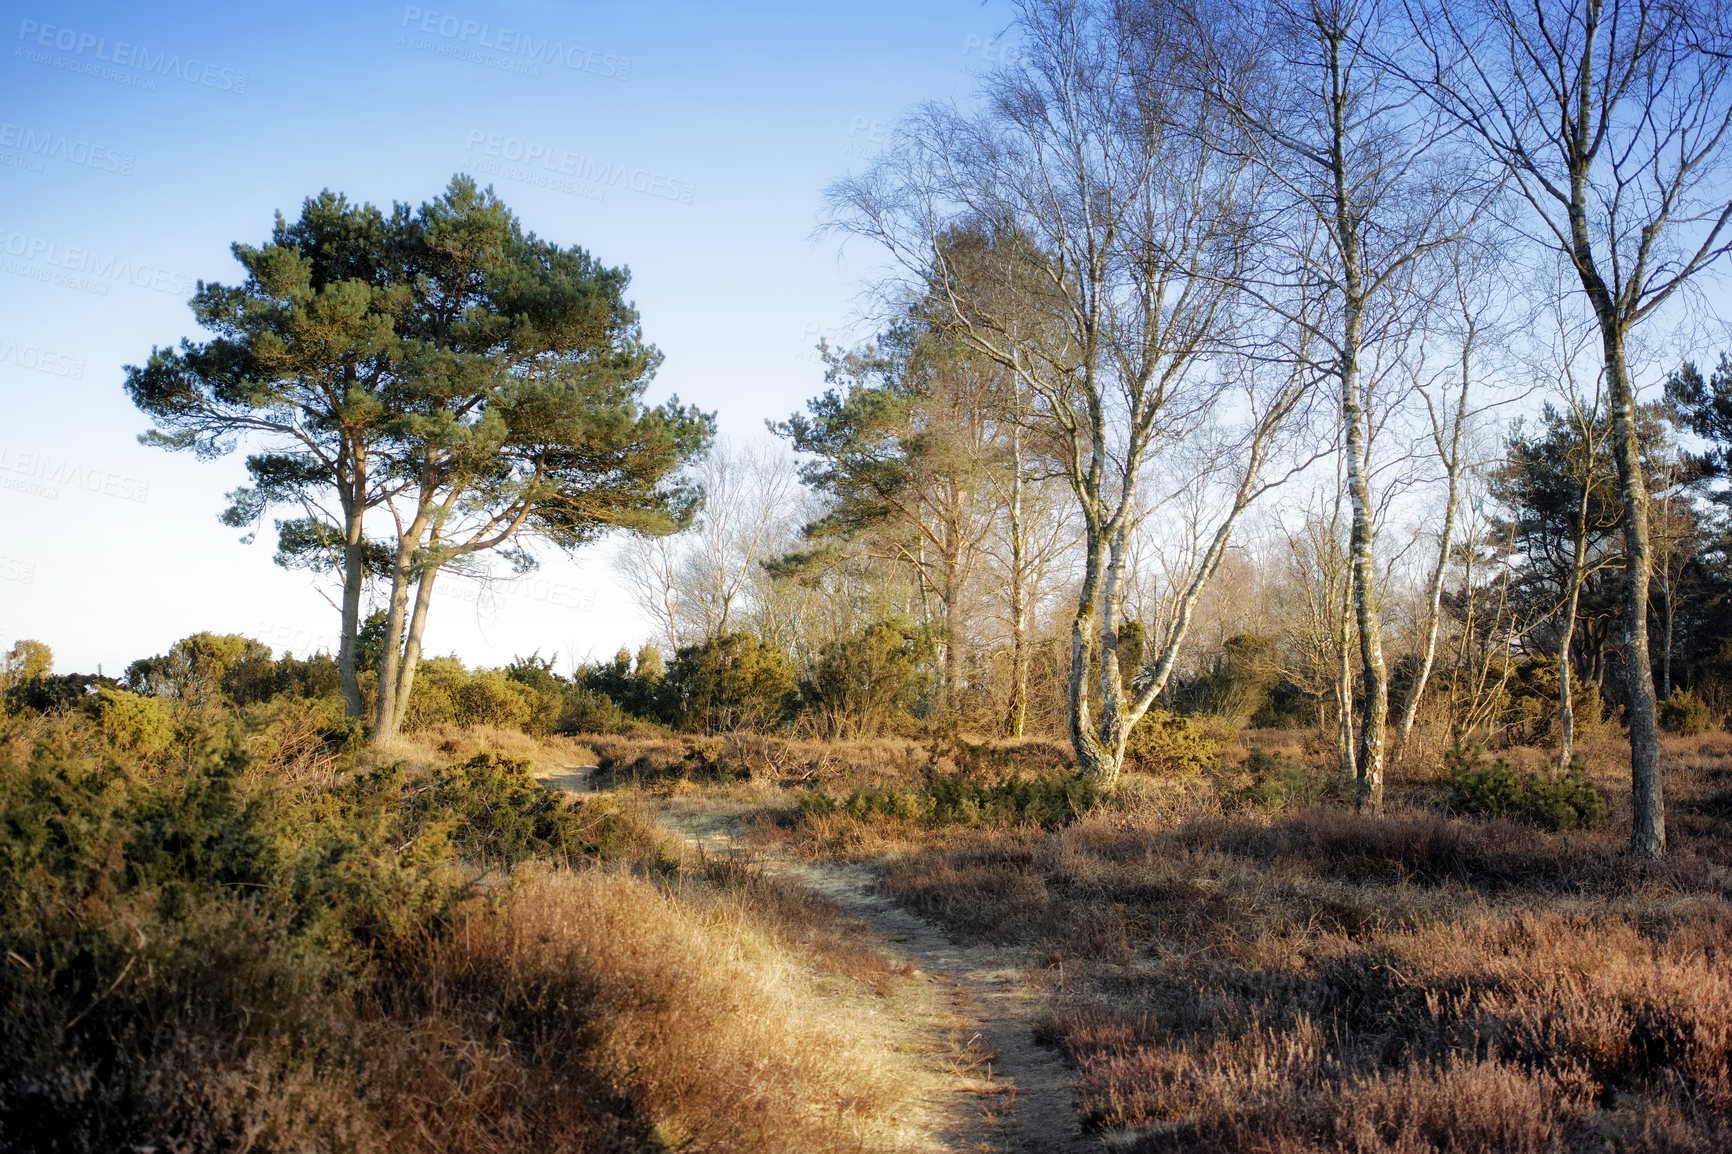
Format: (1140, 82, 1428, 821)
(3, 708, 942, 1154)
(372, 722, 591, 774)
(584, 729, 1075, 793)
(759, 731, 1732, 1151)
(390, 865, 931, 1153)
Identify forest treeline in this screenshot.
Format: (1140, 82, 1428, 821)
(3, 0, 1728, 862)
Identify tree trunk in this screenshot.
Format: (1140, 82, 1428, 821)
(1556, 579, 1583, 773)
(1600, 323, 1663, 857)
(373, 555, 415, 739)
(1342, 344, 1388, 814)
(1389, 535, 1450, 771)
(1325, 34, 1387, 814)
(1556, 443, 1595, 773)
(1096, 523, 1133, 776)
(1068, 515, 1111, 783)
(1004, 456, 1028, 738)
(1660, 581, 1673, 701)
(941, 561, 962, 721)
(388, 566, 440, 733)
(1336, 570, 1357, 784)
(373, 502, 435, 742)
(1391, 335, 1472, 771)
(338, 501, 367, 720)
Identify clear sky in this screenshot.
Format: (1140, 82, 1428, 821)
(0, 0, 1017, 676)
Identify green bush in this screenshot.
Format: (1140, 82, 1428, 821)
(0, 705, 648, 1147)
(1445, 741, 1606, 831)
(1123, 709, 1226, 776)
(417, 752, 590, 867)
(803, 619, 925, 738)
(398, 655, 467, 730)
(124, 631, 276, 710)
(1220, 748, 1333, 811)
(1659, 688, 1715, 736)
(458, 669, 534, 729)
(661, 632, 795, 733)
(578, 646, 666, 722)
(800, 770, 1101, 829)
(91, 687, 175, 755)
(556, 684, 646, 735)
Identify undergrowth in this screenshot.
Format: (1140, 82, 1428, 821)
(0, 705, 921, 1153)
(1446, 740, 1608, 831)
(797, 768, 1101, 829)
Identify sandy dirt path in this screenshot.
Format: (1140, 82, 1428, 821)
(541, 765, 1101, 1154)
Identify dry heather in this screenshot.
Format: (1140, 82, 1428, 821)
(584, 729, 1074, 792)
(762, 733, 1732, 1152)
(71, 866, 928, 1154)
(398, 865, 931, 1154)
(371, 721, 592, 773)
(0, 707, 934, 1154)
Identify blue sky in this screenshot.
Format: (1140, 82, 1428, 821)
(0, 0, 1016, 675)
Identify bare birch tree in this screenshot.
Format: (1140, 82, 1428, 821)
(614, 440, 805, 651)
(827, 0, 1310, 784)
(1406, 0, 1732, 854)
(1199, 0, 1496, 812)
(1389, 245, 1506, 769)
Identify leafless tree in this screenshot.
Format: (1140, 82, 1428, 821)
(980, 409, 1079, 736)
(1198, 0, 1497, 812)
(1531, 298, 1620, 771)
(1405, 0, 1732, 854)
(1390, 244, 1509, 770)
(614, 440, 804, 652)
(828, 0, 1312, 784)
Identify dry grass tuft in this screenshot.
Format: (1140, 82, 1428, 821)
(760, 733, 1732, 1151)
(584, 729, 1074, 794)
(391, 866, 930, 1153)
(372, 722, 587, 774)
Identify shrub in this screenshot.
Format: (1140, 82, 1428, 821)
(1659, 688, 1716, 736)
(661, 632, 795, 733)
(800, 770, 1101, 829)
(1220, 748, 1333, 811)
(1523, 758, 1609, 831)
(0, 639, 51, 689)
(90, 687, 175, 755)
(803, 620, 925, 738)
(417, 752, 595, 867)
(1446, 741, 1606, 831)
(579, 646, 666, 721)
(124, 631, 275, 710)
(1497, 658, 1610, 747)
(3, 672, 119, 714)
(0, 711, 901, 1153)
(1123, 709, 1226, 775)
(459, 669, 534, 730)
(399, 655, 468, 731)
(557, 684, 646, 735)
